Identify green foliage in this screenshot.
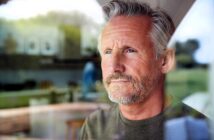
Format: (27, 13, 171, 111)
(175, 39, 200, 68)
(167, 68, 208, 100)
(3, 33, 17, 54)
(22, 11, 94, 27)
(0, 89, 68, 109)
(0, 11, 85, 58)
(176, 54, 193, 65)
(166, 68, 208, 117)
(59, 24, 80, 48)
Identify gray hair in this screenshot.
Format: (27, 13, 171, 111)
(99, 0, 175, 57)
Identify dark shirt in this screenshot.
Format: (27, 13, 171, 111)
(80, 104, 164, 140)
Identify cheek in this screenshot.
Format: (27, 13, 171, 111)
(101, 60, 109, 79)
(125, 59, 147, 74)
(125, 59, 154, 81)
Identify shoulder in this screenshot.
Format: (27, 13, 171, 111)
(79, 104, 118, 139)
(84, 104, 118, 129)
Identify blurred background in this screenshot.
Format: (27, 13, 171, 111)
(0, 0, 213, 140)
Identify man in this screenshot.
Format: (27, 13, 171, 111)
(80, 0, 175, 139)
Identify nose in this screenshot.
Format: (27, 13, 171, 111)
(111, 53, 125, 73)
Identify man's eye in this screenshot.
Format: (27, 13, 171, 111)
(104, 49, 112, 54)
(125, 48, 137, 53)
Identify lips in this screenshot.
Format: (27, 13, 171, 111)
(110, 79, 129, 82)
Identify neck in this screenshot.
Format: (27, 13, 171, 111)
(119, 85, 165, 120)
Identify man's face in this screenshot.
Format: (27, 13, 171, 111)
(100, 16, 163, 105)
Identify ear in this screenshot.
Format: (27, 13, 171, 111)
(160, 48, 175, 74)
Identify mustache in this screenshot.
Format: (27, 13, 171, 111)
(105, 73, 134, 85)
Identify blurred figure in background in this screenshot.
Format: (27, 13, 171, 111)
(81, 60, 97, 101)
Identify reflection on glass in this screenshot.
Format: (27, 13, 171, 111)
(0, 0, 213, 139)
(166, 0, 213, 139)
(0, 0, 106, 139)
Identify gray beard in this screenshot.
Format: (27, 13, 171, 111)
(104, 72, 161, 105)
(108, 92, 146, 105)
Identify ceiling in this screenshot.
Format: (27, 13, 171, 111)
(0, 0, 9, 5)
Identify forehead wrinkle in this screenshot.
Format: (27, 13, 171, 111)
(101, 35, 139, 50)
(101, 28, 149, 49)
(103, 27, 144, 37)
(103, 22, 149, 34)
